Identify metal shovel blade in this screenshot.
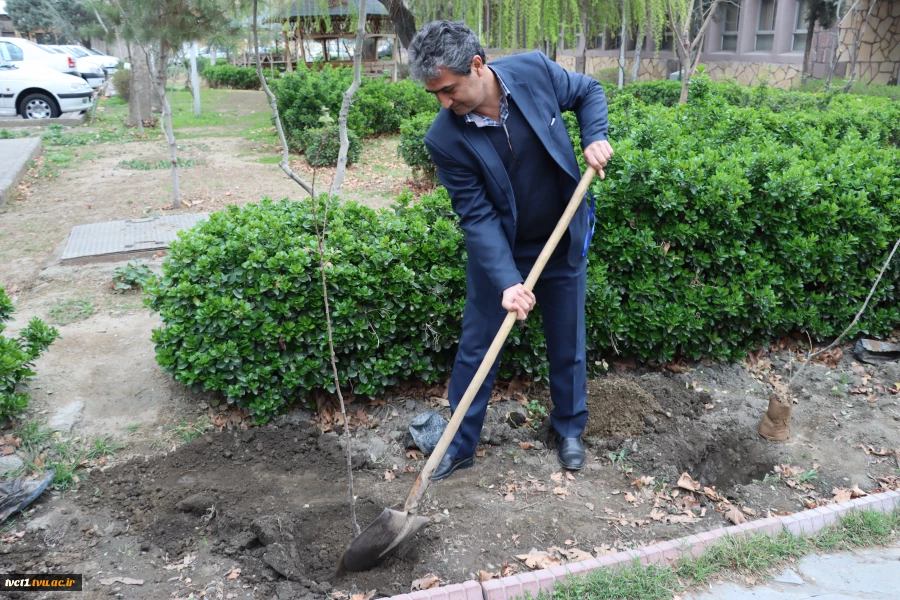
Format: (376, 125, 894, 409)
(340, 508, 430, 572)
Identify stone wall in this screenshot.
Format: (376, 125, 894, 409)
(557, 54, 803, 88)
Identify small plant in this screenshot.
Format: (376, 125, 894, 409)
(111, 261, 155, 293)
(172, 417, 212, 443)
(48, 297, 94, 326)
(118, 157, 203, 170)
(761, 472, 781, 484)
(88, 435, 126, 459)
(798, 468, 819, 484)
(838, 373, 851, 385)
(608, 448, 628, 466)
(1, 288, 59, 423)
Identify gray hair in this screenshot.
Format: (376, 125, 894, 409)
(408, 20, 486, 82)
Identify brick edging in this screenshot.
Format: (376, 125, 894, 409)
(381, 489, 900, 600)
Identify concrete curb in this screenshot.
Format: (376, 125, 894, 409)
(0, 112, 87, 128)
(382, 490, 900, 600)
(0, 137, 42, 205)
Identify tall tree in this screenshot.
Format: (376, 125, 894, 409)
(6, 0, 94, 44)
(112, 0, 240, 208)
(666, 0, 723, 103)
(800, 0, 840, 85)
(377, 0, 417, 48)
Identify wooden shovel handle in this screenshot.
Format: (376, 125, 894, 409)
(403, 167, 597, 513)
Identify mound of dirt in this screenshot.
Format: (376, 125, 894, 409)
(585, 377, 662, 437)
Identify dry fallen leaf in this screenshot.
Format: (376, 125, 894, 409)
(519, 442, 534, 450)
(479, 570, 497, 582)
(517, 552, 561, 569)
(850, 484, 867, 498)
(405, 449, 424, 460)
(350, 592, 376, 600)
(725, 506, 747, 525)
(650, 508, 666, 521)
(411, 574, 440, 591)
(594, 544, 613, 556)
(384, 470, 396, 482)
(225, 568, 241, 580)
(551, 472, 563, 484)
(624, 492, 638, 503)
(553, 486, 569, 497)
(564, 547, 594, 562)
(476, 449, 487, 457)
(832, 488, 852, 503)
(505, 493, 515, 502)
(566, 472, 576, 481)
(677, 472, 701, 492)
(585, 502, 595, 511)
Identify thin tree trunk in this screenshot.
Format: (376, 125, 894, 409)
(190, 42, 201, 116)
(826, 0, 845, 88)
(332, 0, 367, 196)
(618, 0, 627, 89)
(802, 12, 816, 85)
(631, 19, 646, 83)
(146, 43, 181, 209)
(211, 46, 217, 66)
(843, 0, 877, 92)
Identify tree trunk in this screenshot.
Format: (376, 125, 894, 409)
(332, 0, 367, 196)
(575, 33, 586, 74)
(190, 42, 201, 116)
(284, 31, 293, 72)
(146, 43, 181, 209)
(211, 46, 217, 66)
(151, 41, 164, 114)
(631, 22, 646, 83)
(377, 0, 416, 48)
(618, 0, 627, 89)
(128, 42, 154, 130)
(843, 0, 878, 92)
(826, 0, 844, 88)
(802, 11, 816, 85)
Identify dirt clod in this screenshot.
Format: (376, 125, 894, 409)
(585, 377, 662, 437)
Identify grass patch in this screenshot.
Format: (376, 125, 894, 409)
(257, 155, 281, 164)
(5, 420, 127, 490)
(48, 296, 94, 325)
(117, 157, 204, 170)
(547, 509, 900, 600)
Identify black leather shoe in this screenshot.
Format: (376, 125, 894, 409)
(431, 453, 474, 481)
(557, 436, 585, 470)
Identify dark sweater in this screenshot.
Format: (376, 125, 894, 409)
(482, 96, 567, 245)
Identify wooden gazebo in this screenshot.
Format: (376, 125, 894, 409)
(284, 0, 400, 80)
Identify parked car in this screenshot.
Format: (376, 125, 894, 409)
(0, 60, 93, 119)
(60, 45, 117, 74)
(42, 46, 105, 89)
(82, 47, 119, 72)
(0, 38, 79, 77)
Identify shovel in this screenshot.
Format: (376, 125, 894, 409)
(340, 167, 598, 572)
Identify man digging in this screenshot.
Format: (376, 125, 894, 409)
(408, 21, 614, 481)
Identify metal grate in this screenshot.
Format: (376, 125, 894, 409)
(61, 213, 209, 263)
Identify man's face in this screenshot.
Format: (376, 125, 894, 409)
(424, 57, 485, 115)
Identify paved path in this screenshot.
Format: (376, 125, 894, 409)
(0, 137, 41, 205)
(686, 544, 900, 599)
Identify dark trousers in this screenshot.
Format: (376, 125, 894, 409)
(446, 242, 588, 459)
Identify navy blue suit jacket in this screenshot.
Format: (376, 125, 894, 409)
(423, 51, 609, 312)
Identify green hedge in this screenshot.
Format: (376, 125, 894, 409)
(299, 125, 361, 167)
(201, 65, 263, 90)
(398, 112, 437, 180)
(147, 85, 900, 421)
(270, 66, 438, 147)
(0, 287, 59, 424)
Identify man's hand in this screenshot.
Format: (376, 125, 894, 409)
(584, 140, 614, 180)
(502, 283, 536, 321)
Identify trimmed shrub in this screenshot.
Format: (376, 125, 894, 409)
(299, 125, 361, 166)
(271, 68, 439, 145)
(0, 287, 59, 424)
(148, 89, 900, 422)
(112, 68, 130, 102)
(398, 112, 437, 180)
(201, 65, 262, 90)
(146, 193, 467, 421)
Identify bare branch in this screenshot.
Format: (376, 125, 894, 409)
(251, 0, 314, 196)
(790, 236, 900, 387)
(331, 0, 368, 196)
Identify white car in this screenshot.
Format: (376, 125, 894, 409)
(0, 38, 79, 77)
(42, 46, 105, 89)
(82, 47, 119, 73)
(0, 61, 94, 119)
